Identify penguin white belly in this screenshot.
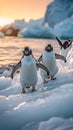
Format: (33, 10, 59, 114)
(20, 56, 38, 88)
(61, 45, 72, 57)
(41, 51, 58, 78)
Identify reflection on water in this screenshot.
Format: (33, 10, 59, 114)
(0, 37, 60, 66)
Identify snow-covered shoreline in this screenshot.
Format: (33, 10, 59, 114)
(0, 39, 73, 130)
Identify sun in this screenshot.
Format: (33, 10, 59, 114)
(0, 18, 13, 27)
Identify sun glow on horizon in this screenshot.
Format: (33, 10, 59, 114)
(0, 18, 14, 27)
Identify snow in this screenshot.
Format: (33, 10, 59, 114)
(38, 118, 73, 130)
(0, 45, 73, 130)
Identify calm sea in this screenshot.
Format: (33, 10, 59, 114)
(0, 37, 60, 66)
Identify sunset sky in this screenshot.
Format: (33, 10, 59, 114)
(0, 0, 51, 26)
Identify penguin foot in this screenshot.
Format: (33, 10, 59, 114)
(43, 79, 48, 84)
(21, 88, 25, 94)
(31, 89, 36, 92)
(26, 86, 30, 88)
(25, 84, 30, 88)
(51, 77, 56, 80)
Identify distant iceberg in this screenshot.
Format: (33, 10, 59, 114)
(19, 0, 73, 40)
(12, 19, 28, 30)
(44, 0, 73, 27)
(0, 19, 28, 36)
(54, 16, 73, 39)
(18, 24, 55, 39)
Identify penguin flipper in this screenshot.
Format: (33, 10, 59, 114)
(36, 62, 49, 76)
(55, 53, 67, 62)
(11, 61, 21, 79)
(56, 37, 63, 48)
(67, 42, 72, 48)
(38, 55, 42, 62)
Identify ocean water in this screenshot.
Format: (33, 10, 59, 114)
(0, 37, 73, 130)
(0, 37, 60, 66)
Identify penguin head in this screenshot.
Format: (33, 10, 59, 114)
(22, 47, 32, 56)
(45, 44, 53, 52)
(63, 41, 69, 49)
(61, 40, 72, 57)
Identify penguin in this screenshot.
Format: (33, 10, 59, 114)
(38, 44, 66, 83)
(56, 37, 72, 57)
(11, 47, 49, 93)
